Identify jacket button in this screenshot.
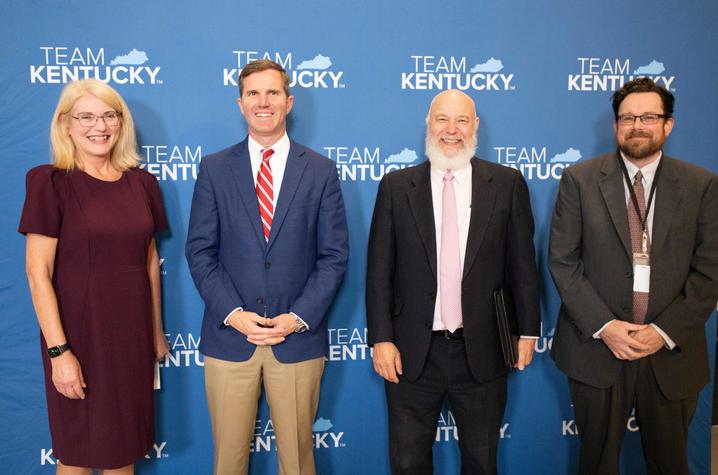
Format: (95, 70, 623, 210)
(256, 298, 263, 304)
(622, 307, 630, 314)
(429, 292, 436, 299)
(265, 262, 271, 269)
(625, 271, 632, 278)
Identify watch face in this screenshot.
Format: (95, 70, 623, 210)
(47, 344, 67, 358)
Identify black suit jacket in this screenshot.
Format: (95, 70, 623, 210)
(366, 158, 541, 383)
(549, 152, 718, 400)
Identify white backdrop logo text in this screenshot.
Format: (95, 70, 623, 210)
(30, 47, 162, 85)
(494, 146, 582, 180)
(224, 51, 345, 89)
(568, 57, 675, 92)
(326, 146, 420, 182)
(402, 55, 515, 91)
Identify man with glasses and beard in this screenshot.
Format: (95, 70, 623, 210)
(366, 89, 540, 474)
(549, 77, 718, 475)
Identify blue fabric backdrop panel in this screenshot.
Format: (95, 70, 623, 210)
(1, 1, 716, 473)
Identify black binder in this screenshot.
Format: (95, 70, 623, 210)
(493, 286, 518, 369)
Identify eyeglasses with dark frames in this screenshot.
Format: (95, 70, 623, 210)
(616, 113, 667, 126)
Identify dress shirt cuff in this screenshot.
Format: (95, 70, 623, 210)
(593, 319, 615, 339)
(290, 312, 310, 331)
(650, 323, 677, 350)
(519, 335, 539, 339)
(223, 307, 244, 326)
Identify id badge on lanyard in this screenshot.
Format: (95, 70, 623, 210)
(633, 229, 650, 293)
(618, 155, 661, 295)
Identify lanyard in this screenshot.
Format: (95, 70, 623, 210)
(617, 153, 662, 241)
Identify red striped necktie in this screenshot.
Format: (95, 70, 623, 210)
(256, 148, 274, 241)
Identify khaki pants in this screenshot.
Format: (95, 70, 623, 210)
(205, 348, 324, 475)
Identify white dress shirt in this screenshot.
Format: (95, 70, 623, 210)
(248, 133, 290, 208)
(430, 164, 473, 331)
(428, 162, 538, 339)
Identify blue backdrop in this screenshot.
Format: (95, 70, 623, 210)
(2, 1, 717, 473)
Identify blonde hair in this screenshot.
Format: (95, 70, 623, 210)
(49, 79, 141, 171)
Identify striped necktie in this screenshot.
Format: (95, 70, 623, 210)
(256, 148, 274, 241)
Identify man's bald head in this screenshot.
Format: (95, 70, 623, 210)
(426, 89, 477, 124)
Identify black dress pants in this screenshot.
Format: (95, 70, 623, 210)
(385, 332, 507, 475)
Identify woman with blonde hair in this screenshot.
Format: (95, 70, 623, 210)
(19, 78, 169, 474)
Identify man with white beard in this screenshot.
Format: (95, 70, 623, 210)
(366, 89, 541, 475)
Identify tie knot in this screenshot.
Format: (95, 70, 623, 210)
(262, 148, 274, 161)
(634, 170, 643, 184)
(443, 171, 454, 184)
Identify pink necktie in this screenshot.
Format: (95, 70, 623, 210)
(256, 148, 274, 241)
(628, 170, 649, 324)
(440, 171, 462, 332)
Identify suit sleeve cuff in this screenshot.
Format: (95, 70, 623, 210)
(593, 319, 615, 339)
(223, 307, 244, 326)
(650, 323, 677, 350)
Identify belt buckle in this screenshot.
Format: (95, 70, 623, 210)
(443, 329, 461, 340)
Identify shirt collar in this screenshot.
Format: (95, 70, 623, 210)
(620, 151, 662, 182)
(430, 161, 472, 185)
(248, 133, 290, 159)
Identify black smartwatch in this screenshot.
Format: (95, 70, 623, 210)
(47, 343, 70, 358)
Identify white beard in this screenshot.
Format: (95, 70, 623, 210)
(425, 133, 476, 171)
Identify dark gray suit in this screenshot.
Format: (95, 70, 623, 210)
(549, 152, 718, 474)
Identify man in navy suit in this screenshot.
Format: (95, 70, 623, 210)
(186, 59, 348, 475)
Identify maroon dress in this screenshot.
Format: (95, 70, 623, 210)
(19, 165, 168, 469)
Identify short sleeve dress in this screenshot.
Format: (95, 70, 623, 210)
(18, 165, 168, 469)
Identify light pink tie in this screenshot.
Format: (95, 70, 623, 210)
(440, 171, 462, 332)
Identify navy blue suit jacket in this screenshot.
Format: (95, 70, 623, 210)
(186, 137, 349, 363)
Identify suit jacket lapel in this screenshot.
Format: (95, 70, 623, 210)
(650, 156, 682, 253)
(407, 162, 437, 281)
(463, 158, 496, 279)
(228, 139, 266, 250)
(599, 153, 632, 263)
(267, 141, 308, 251)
